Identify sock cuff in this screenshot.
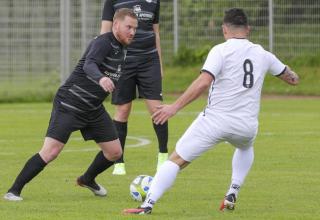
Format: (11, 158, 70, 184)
(35, 153, 47, 167)
(152, 121, 168, 129)
(113, 120, 127, 128)
(164, 160, 180, 171)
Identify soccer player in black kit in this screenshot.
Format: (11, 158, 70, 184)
(101, 0, 168, 175)
(3, 9, 138, 201)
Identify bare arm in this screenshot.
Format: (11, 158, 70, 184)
(277, 66, 299, 85)
(153, 24, 164, 77)
(152, 72, 214, 124)
(100, 20, 113, 34)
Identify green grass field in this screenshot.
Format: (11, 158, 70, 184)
(0, 97, 319, 220)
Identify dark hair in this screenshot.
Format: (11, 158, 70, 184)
(223, 8, 248, 26)
(113, 8, 137, 21)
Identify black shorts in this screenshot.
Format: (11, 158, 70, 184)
(46, 101, 118, 144)
(111, 53, 162, 105)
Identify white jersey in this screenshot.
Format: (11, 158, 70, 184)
(202, 38, 285, 136)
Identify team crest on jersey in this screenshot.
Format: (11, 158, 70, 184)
(133, 5, 142, 14)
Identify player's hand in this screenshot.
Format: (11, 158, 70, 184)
(152, 104, 178, 125)
(99, 77, 115, 93)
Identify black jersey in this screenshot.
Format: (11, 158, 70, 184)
(102, 0, 160, 58)
(55, 32, 126, 113)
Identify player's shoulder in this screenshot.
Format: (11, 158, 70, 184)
(208, 42, 225, 53)
(91, 32, 116, 47)
(249, 40, 267, 51)
(95, 32, 113, 41)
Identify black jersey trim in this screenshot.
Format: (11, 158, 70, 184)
(275, 66, 287, 77)
(201, 69, 216, 80)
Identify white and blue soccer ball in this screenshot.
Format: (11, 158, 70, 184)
(129, 175, 153, 202)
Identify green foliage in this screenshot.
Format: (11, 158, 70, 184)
(163, 64, 320, 96)
(172, 45, 211, 66)
(0, 62, 319, 103)
(286, 54, 320, 67)
(0, 77, 59, 103)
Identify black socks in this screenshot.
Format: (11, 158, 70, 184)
(113, 120, 127, 163)
(82, 151, 114, 183)
(112, 120, 168, 161)
(153, 121, 168, 153)
(8, 153, 47, 195)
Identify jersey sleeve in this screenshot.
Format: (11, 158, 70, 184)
(102, 0, 115, 21)
(153, 1, 160, 24)
(83, 36, 112, 82)
(201, 46, 223, 79)
(266, 51, 286, 76)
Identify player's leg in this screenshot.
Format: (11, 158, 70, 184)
(137, 54, 168, 171)
(77, 109, 121, 196)
(220, 134, 255, 211)
(4, 100, 73, 201)
(123, 113, 219, 214)
(111, 63, 137, 175)
(77, 139, 122, 196)
(4, 137, 65, 201)
(112, 102, 132, 175)
(145, 99, 168, 170)
(123, 151, 188, 215)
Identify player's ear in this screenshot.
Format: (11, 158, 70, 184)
(222, 24, 227, 36)
(113, 19, 120, 32)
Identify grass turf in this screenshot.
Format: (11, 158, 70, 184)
(0, 97, 319, 219)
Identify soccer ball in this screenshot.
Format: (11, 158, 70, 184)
(129, 175, 153, 202)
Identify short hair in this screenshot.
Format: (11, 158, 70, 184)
(113, 8, 137, 21)
(223, 8, 248, 26)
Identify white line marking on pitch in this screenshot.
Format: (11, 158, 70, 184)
(64, 136, 151, 153)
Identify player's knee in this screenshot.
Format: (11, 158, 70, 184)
(114, 104, 131, 121)
(113, 150, 123, 161)
(169, 151, 189, 169)
(39, 148, 60, 163)
(104, 148, 122, 161)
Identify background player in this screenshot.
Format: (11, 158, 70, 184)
(101, 0, 168, 175)
(123, 8, 299, 214)
(4, 9, 138, 201)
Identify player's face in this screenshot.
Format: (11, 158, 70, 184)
(114, 16, 138, 46)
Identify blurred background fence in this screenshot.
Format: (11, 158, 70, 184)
(0, 0, 319, 101)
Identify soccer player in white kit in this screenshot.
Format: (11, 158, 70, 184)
(123, 8, 299, 215)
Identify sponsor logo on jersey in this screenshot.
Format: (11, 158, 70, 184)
(133, 5, 154, 21)
(104, 70, 121, 81)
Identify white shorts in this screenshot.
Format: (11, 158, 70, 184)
(176, 112, 256, 162)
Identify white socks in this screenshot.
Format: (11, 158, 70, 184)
(227, 146, 254, 197)
(142, 160, 180, 208)
(141, 147, 253, 208)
